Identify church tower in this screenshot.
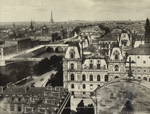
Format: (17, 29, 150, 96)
(50, 11, 54, 24)
(145, 18, 150, 43)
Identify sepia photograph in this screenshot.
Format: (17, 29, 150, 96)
(0, 0, 150, 114)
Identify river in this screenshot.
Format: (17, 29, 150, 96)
(0, 51, 65, 75)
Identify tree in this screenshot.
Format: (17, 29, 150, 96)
(33, 58, 51, 75)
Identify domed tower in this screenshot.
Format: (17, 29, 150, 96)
(145, 18, 150, 42)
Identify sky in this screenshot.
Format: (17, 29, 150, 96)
(0, 0, 150, 22)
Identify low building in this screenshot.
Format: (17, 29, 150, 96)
(0, 85, 70, 114)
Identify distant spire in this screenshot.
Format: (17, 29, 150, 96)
(30, 20, 33, 30)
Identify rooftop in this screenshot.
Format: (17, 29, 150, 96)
(127, 43, 150, 55)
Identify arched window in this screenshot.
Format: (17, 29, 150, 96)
(115, 76, 119, 79)
(115, 55, 118, 60)
(90, 84, 93, 89)
(90, 75, 93, 81)
(82, 74, 86, 81)
(138, 77, 141, 79)
(70, 49, 75, 58)
(83, 84, 86, 89)
(97, 75, 100, 81)
(71, 84, 74, 89)
(70, 63, 74, 69)
(115, 65, 119, 71)
(143, 77, 147, 81)
(113, 50, 120, 60)
(71, 74, 74, 81)
(105, 75, 108, 82)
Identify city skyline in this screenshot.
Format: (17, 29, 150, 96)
(0, 0, 150, 22)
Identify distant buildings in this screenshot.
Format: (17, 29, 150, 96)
(0, 85, 70, 114)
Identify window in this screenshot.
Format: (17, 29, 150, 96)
(71, 84, 74, 89)
(70, 53, 74, 58)
(115, 76, 119, 79)
(90, 64, 93, 69)
(104, 65, 106, 69)
(72, 91, 74, 95)
(83, 84, 86, 89)
(82, 74, 86, 81)
(113, 50, 119, 60)
(70, 63, 74, 69)
(115, 65, 119, 71)
(90, 60, 93, 69)
(70, 49, 75, 58)
(115, 55, 118, 60)
(144, 70, 146, 72)
(137, 56, 140, 59)
(97, 64, 101, 69)
(10, 105, 14, 111)
(90, 75, 93, 81)
(149, 78, 150, 82)
(138, 77, 141, 79)
(83, 92, 86, 94)
(18, 105, 21, 112)
(143, 77, 147, 81)
(105, 75, 108, 82)
(97, 75, 100, 81)
(143, 61, 146, 64)
(71, 74, 74, 81)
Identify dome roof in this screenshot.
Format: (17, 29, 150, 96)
(91, 78, 150, 114)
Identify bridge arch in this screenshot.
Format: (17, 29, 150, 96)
(55, 46, 64, 53)
(46, 47, 54, 52)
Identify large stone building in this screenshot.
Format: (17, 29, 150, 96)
(63, 20, 150, 99)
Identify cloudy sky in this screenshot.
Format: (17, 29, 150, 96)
(0, 0, 150, 22)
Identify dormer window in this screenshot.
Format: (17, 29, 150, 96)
(69, 49, 75, 59)
(113, 50, 119, 60)
(90, 64, 93, 69)
(97, 64, 101, 69)
(115, 65, 119, 71)
(70, 63, 74, 69)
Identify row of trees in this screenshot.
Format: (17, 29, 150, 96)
(98, 24, 111, 35)
(0, 55, 63, 86)
(33, 55, 63, 76)
(0, 62, 32, 86)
